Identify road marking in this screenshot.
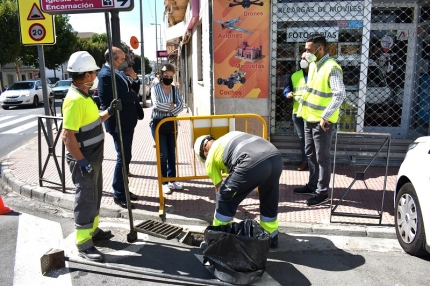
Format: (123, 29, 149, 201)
(1, 120, 38, 134)
(0, 115, 15, 122)
(14, 213, 72, 286)
(0, 115, 37, 129)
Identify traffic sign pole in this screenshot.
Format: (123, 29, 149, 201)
(37, 45, 53, 145)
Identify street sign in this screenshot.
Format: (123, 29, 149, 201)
(40, 0, 134, 15)
(156, 50, 168, 58)
(18, 0, 55, 45)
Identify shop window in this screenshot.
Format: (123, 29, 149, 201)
(197, 21, 203, 81)
(420, 6, 430, 22)
(371, 7, 414, 24)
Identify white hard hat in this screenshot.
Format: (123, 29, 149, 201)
(67, 51, 99, 73)
(194, 135, 214, 163)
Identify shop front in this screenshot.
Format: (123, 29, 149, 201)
(271, 0, 430, 139)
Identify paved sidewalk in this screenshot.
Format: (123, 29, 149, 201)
(0, 106, 398, 238)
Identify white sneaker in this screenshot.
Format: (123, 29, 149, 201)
(162, 184, 172, 194)
(168, 182, 183, 190)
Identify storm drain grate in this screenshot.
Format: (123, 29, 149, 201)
(134, 220, 183, 239)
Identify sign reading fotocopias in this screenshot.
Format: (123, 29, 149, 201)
(286, 27, 339, 42)
(213, 0, 270, 98)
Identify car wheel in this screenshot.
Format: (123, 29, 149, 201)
(395, 182, 428, 256)
(2, 105, 9, 110)
(33, 95, 39, 107)
(240, 77, 246, 84)
(227, 81, 234, 89)
(217, 78, 223, 85)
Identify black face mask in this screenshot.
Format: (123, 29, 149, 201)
(162, 77, 173, 85)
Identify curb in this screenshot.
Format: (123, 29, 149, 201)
(1, 160, 396, 240)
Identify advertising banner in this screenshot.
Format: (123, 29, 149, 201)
(213, 0, 269, 98)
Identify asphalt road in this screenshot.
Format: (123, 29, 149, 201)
(0, 100, 62, 161)
(1, 189, 430, 286)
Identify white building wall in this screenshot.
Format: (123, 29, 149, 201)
(190, 1, 212, 116)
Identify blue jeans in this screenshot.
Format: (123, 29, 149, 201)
(304, 121, 334, 194)
(292, 114, 307, 162)
(110, 130, 134, 200)
(151, 126, 177, 185)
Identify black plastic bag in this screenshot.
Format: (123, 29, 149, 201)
(203, 220, 271, 285)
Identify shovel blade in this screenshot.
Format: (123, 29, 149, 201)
(40, 248, 66, 275)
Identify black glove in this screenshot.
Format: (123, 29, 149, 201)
(77, 158, 93, 177)
(108, 99, 122, 115)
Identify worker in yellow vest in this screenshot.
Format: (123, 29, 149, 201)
(284, 52, 309, 171)
(294, 34, 346, 206)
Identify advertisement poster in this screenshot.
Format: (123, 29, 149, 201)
(213, 0, 270, 98)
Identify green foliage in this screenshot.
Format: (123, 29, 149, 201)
(76, 37, 106, 68)
(0, 0, 21, 65)
(132, 55, 152, 75)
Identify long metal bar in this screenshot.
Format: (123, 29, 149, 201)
(37, 45, 53, 145)
(139, 0, 146, 106)
(64, 256, 232, 286)
(104, 12, 137, 242)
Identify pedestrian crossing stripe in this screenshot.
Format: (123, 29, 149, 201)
(0, 115, 15, 122)
(0, 115, 37, 130)
(1, 120, 38, 134)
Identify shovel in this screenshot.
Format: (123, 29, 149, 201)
(40, 248, 231, 286)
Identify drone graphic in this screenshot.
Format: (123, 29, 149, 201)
(216, 18, 252, 34)
(229, 0, 264, 9)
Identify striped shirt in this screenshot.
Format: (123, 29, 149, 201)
(314, 54, 347, 120)
(150, 83, 184, 123)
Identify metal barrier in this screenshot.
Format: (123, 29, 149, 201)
(330, 131, 391, 224)
(38, 115, 65, 193)
(154, 114, 267, 218)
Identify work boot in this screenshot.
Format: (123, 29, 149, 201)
(78, 246, 105, 262)
(92, 229, 113, 242)
(270, 235, 278, 249)
(293, 185, 315, 195)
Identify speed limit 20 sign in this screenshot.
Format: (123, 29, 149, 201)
(18, 0, 55, 45)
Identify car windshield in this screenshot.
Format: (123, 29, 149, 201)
(8, 82, 35, 90)
(55, 81, 72, 87)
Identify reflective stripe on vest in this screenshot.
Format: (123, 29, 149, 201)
(291, 70, 307, 115)
(299, 58, 342, 123)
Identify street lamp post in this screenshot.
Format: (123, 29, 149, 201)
(151, 23, 162, 70)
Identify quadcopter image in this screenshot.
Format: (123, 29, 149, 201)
(216, 17, 252, 34)
(217, 70, 247, 89)
(229, 0, 264, 8)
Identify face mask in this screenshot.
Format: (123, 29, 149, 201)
(118, 61, 128, 71)
(89, 77, 98, 90)
(300, 60, 309, 69)
(305, 52, 317, 63)
(162, 77, 174, 85)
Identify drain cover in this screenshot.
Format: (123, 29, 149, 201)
(134, 220, 183, 239)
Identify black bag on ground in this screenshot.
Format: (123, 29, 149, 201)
(203, 219, 271, 285)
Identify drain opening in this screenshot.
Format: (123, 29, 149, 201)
(178, 231, 205, 247)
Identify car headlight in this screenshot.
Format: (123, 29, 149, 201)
(407, 142, 419, 151)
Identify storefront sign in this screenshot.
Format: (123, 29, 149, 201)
(277, 1, 364, 21)
(156, 50, 168, 58)
(381, 35, 394, 52)
(213, 0, 270, 98)
(286, 27, 339, 42)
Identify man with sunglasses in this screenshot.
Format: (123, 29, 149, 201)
(294, 34, 346, 206)
(194, 131, 282, 248)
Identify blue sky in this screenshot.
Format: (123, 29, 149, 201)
(68, 0, 165, 61)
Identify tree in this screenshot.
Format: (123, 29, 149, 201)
(0, 0, 23, 82)
(132, 55, 152, 75)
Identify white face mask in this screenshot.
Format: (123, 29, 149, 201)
(89, 77, 98, 90)
(300, 60, 309, 69)
(305, 52, 317, 63)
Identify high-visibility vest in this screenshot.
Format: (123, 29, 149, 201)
(298, 58, 342, 123)
(291, 70, 307, 115)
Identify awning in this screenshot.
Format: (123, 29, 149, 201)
(166, 21, 185, 45)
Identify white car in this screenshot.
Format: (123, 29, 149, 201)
(395, 136, 430, 256)
(0, 79, 53, 110)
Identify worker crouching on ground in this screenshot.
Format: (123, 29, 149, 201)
(194, 131, 282, 248)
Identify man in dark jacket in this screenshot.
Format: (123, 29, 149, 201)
(97, 46, 140, 208)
